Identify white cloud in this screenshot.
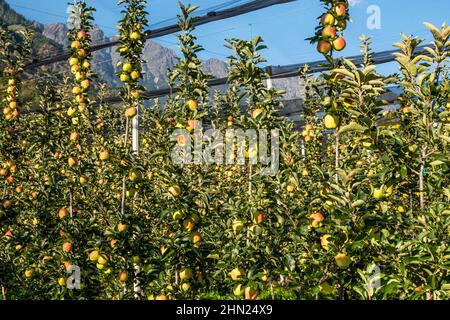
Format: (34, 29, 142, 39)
(348, 0, 362, 6)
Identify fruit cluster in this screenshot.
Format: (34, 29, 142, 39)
(302, 123, 315, 142)
(314, 0, 350, 55)
(3, 69, 20, 122)
(1, 160, 17, 209)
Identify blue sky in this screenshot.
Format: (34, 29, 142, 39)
(6, 0, 450, 75)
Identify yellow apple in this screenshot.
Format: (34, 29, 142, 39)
(168, 185, 182, 197)
(319, 282, 335, 295)
(181, 282, 191, 292)
(58, 277, 66, 286)
(125, 106, 137, 118)
(172, 210, 184, 220)
(24, 269, 34, 278)
(120, 73, 130, 83)
(130, 71, 140, 80)
(335, 253, 351, 269)
(89, 250, 100, 261)
(233, 284, 243, 296)
(99, 150, 109, 161)
(118, 223, 127, 233)
(373, 188, 383, 200)
(251, 108, 264, 118)
(97, 255, 108, 265)
(286, 184, 295, 193)
(324, 114, 339, 129)
(385, 185, 394, 197)
(123, 63, 133, 73)
(79, 175, 89, 185)
(130, 31, 141, 41)
(69, 57, 79, 66)
(320, 234, 332, 250)
(187, 99, 198, 111)
(68, 157, 77, 167)
(179, 268, 193, 280)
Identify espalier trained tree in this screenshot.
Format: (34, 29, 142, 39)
(0, 24, 33, 299)
(309, 0, 351, 56)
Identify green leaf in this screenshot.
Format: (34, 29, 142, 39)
(351, 200, 365, 208)
(430, 160, 444, 166)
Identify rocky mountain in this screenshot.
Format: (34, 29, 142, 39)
(0, 0, 64, 71)
(42, 21, 230, 91)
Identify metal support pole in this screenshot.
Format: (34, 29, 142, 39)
(132, 105, 140, 298)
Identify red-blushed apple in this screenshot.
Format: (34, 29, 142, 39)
(119, 271, 128, 282)
(192, 232, 201, 244)
(70, 131, 80, 142)
(257, 212, 264, 224)
(62, 242, 72, 253)
(322, 26, 337, 39)
(3, 200, 12, 209)
(309, 211, 325, 228)
(334, 4, 347, 18)
(89, 250, 100, 261)
(81, 79, 90, 90)
(78, 48, 86, 57)
(58, 208, 68, 219)
(125, 106, 137, 118)
(77, 30, 87, 39)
